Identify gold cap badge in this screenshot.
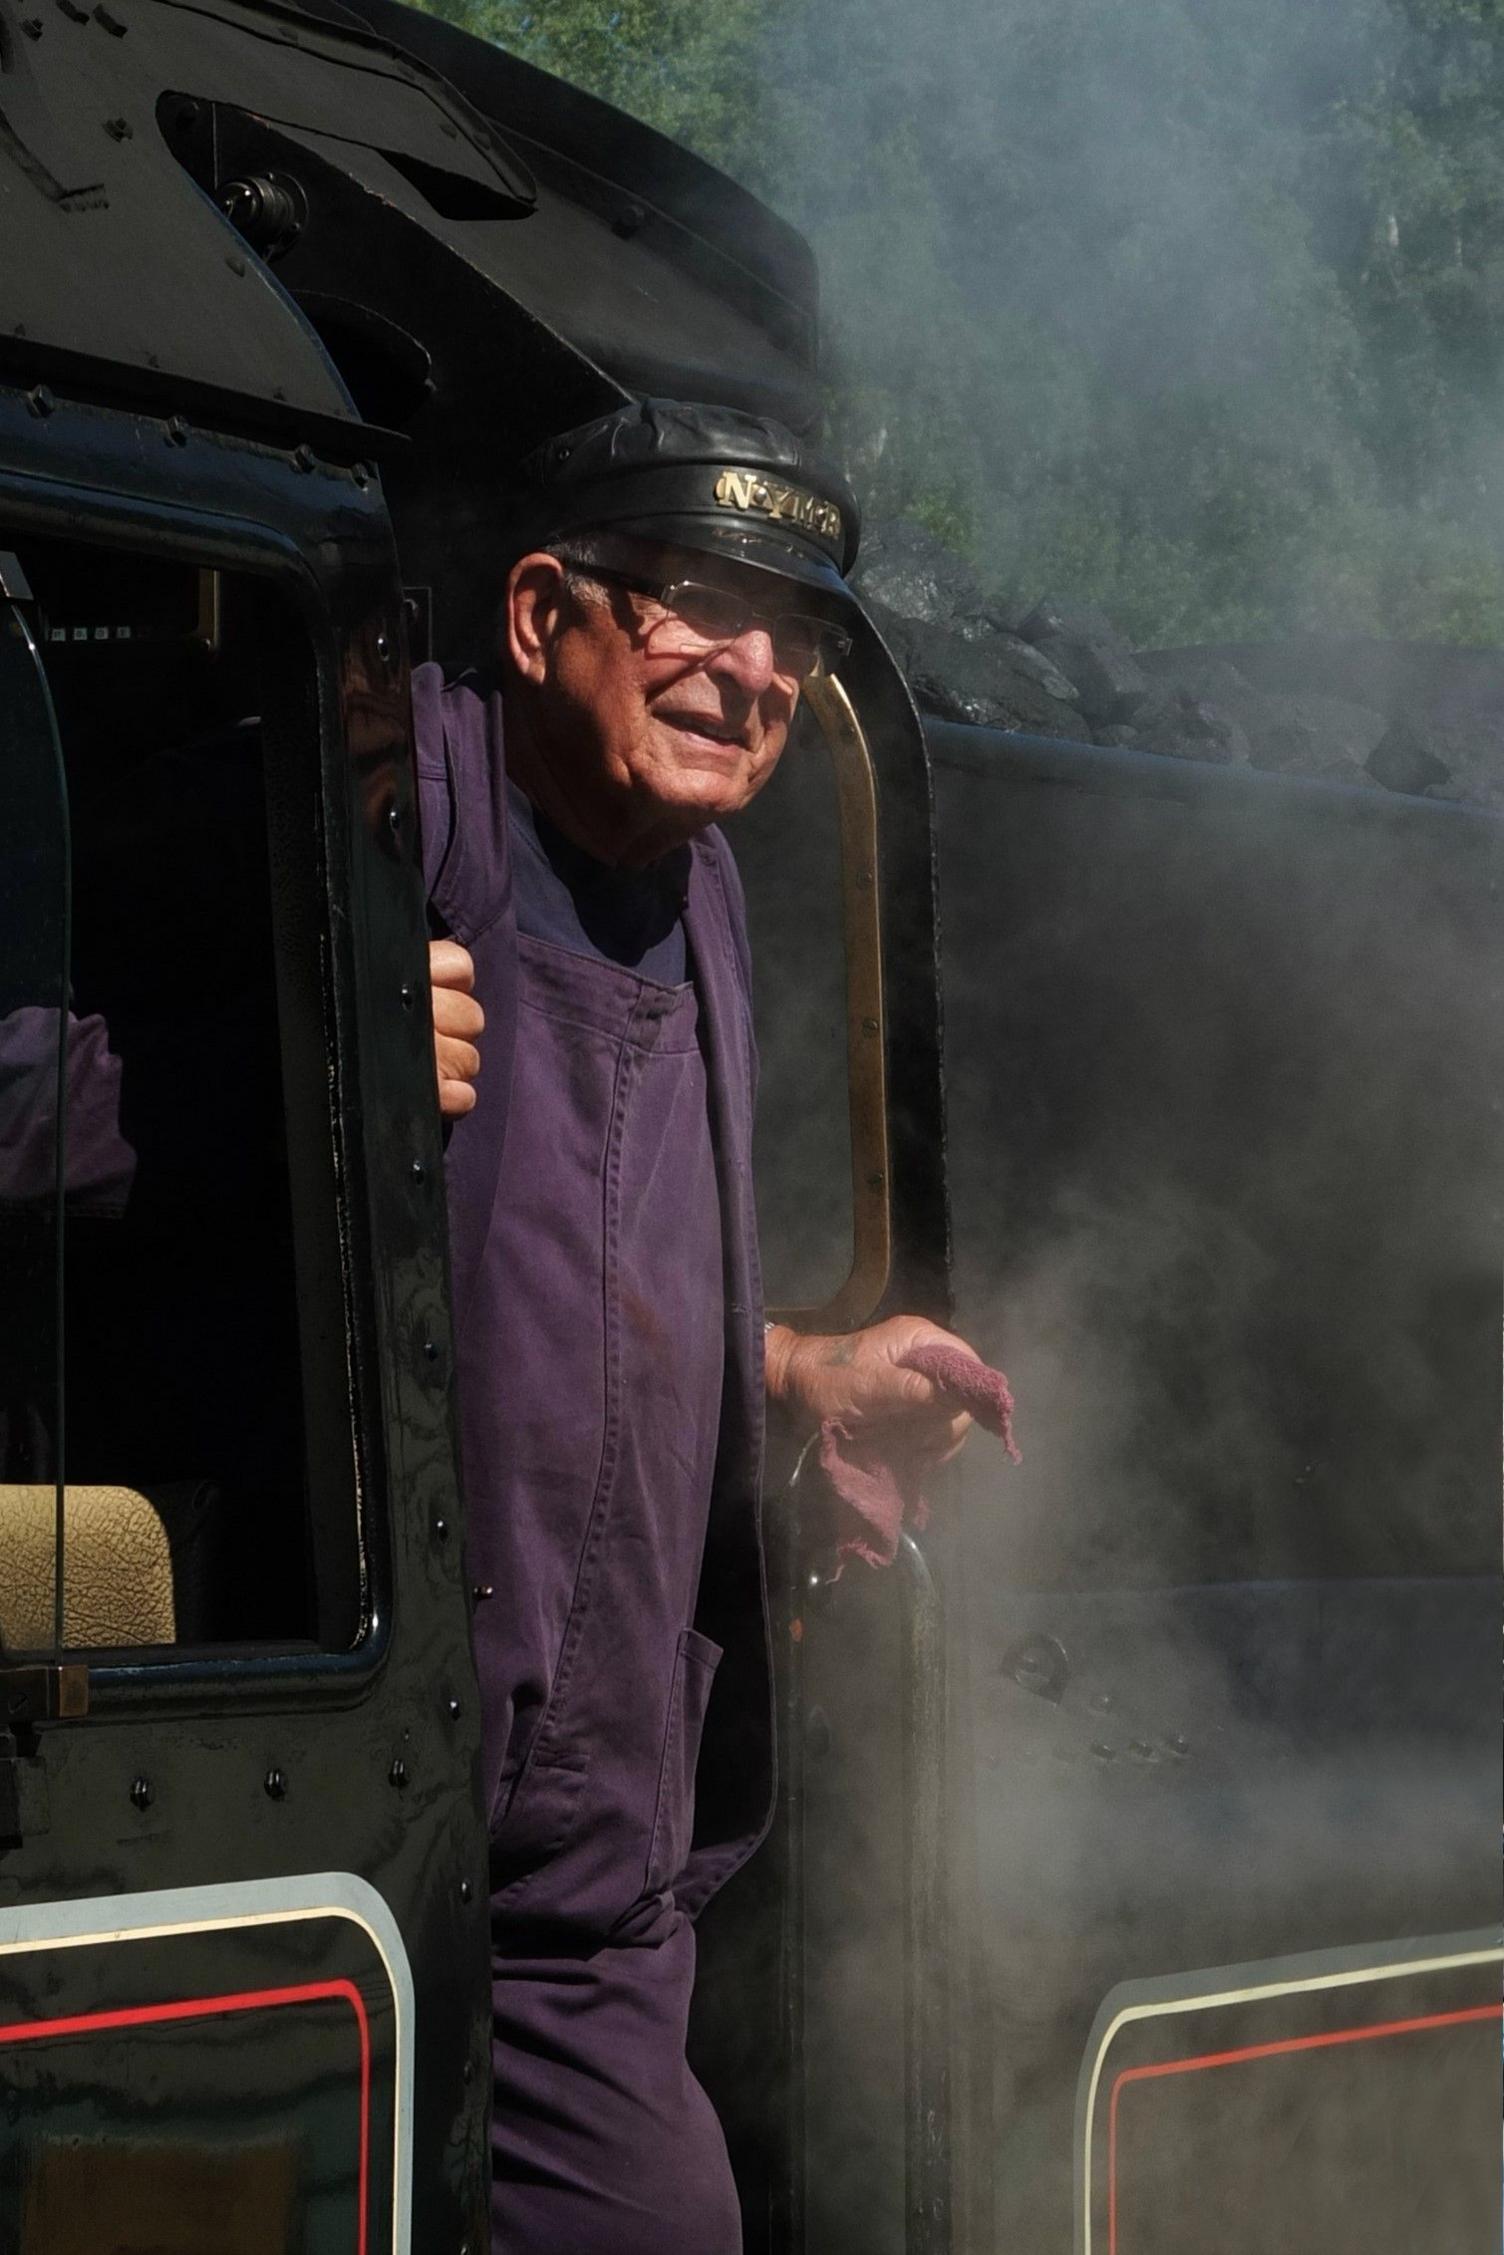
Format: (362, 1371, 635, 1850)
(713, 468, 844, 547)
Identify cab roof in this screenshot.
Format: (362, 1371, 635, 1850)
(0, 0, 821, 449)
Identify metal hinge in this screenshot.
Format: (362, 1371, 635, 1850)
(0, 549, 35, 603)
(0, 1662, 89, 1726)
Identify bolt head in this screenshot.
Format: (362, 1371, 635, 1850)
(129, 1775, 152, 1810)
(27, 385, 55, 419)
(264, 1767, 287, 1800)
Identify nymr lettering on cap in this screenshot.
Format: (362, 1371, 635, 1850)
(515, 398, 861, 602)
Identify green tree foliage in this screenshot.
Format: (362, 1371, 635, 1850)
(408, 0, 1504, 644)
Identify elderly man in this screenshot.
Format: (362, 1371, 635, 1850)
(418, 400, 975, 2255)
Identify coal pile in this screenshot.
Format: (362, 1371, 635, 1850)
(856, 519, 1504, 810)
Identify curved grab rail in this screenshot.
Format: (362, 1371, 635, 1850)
(777, 1444, 952, 2255)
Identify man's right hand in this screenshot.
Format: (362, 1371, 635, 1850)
(430, 938, 484, 1117)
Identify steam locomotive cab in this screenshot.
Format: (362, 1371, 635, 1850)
(0, 1, 1498, 2251)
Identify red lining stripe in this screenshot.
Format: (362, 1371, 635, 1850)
(0, 1978, 372, 2255)
(1106, 2000, 1503, 2255)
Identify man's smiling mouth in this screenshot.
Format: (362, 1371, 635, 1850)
(659, 712, 747, 747)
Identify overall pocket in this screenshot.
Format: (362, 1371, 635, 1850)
(644, 1628, 723, 1897)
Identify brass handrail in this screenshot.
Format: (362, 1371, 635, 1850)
(768, 673, 893, 1334)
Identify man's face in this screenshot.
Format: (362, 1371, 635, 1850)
(505, 538, 829, 861)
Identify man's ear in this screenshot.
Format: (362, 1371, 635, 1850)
(506, 553, 570, 684)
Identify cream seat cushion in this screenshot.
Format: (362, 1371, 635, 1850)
(0, 1485, 176, 1648)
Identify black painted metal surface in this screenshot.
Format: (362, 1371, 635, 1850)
(0, 379, 492, 2250)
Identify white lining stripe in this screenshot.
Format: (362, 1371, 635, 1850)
(1077, 1930, 1504, 2254)
(0, 1873, 415, 2253)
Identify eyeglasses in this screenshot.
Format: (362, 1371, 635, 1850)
(570, 565, 852, 682)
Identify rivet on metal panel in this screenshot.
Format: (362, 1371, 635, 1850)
(459, 1879, 472, 1903)
(27, 385, 55, 419)
(102, 115, 132, 141)
(422, 1337, 439, 1362)
(472, 1584, 495, 1605)
(129, 1775, 152, 1810)
(163, 415, 188, 447)
(433, 1517, 449, 1542)
(388, 1758, 409, 1790)
(225, 252, 247, 278)
(463, 2058, 474, 2084)
(1090, 1740, 1117, 1761)
(1002, 1632, 1069, 1703)
(1166, 1733, 1190, 1757)
(410, 1160, 425, 1185)
(352, 461, 372, 489)
(386, 803, 402, 837)
(20, 15, 43, 35)
(866, 1171, 885, 1193)
(446, 1696, 462, 1720)
(93, 4, 127, 32)
(292, 443, 315, 473)
(861, 1017, 880, 1036)
(264, 1767, 288, 1800)
(374, 628, 395, 670)
(399, 982, 415, 1010)
(613, 201, 647, 240)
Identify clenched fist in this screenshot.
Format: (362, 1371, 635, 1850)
(430, 938, 485, 1117)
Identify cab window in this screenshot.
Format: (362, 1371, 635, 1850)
(0, 536, 362, 1657)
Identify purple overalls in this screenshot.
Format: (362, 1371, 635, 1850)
(413, 665, 774, 2254)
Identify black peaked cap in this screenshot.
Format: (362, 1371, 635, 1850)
(516, 398, 861, 602)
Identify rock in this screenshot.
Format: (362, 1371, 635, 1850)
(1365, 701, 1504, 805)
(1366, 719, 1454, 796)
(1238, 692, 1388, 775)
(1144, 653, 1259, 707)
(1308, 757, 1382, 792)
(898, 613, 1093, 739)
(854, 518, 1014, 642)
(1129, 687, 1250, 766)
(1017, 594, 1123, 646)
(1017, 592, 1150, 724)
(992, 633, 1082, 707)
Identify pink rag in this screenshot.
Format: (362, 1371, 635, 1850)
(816, 1343, 1021, 1571)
